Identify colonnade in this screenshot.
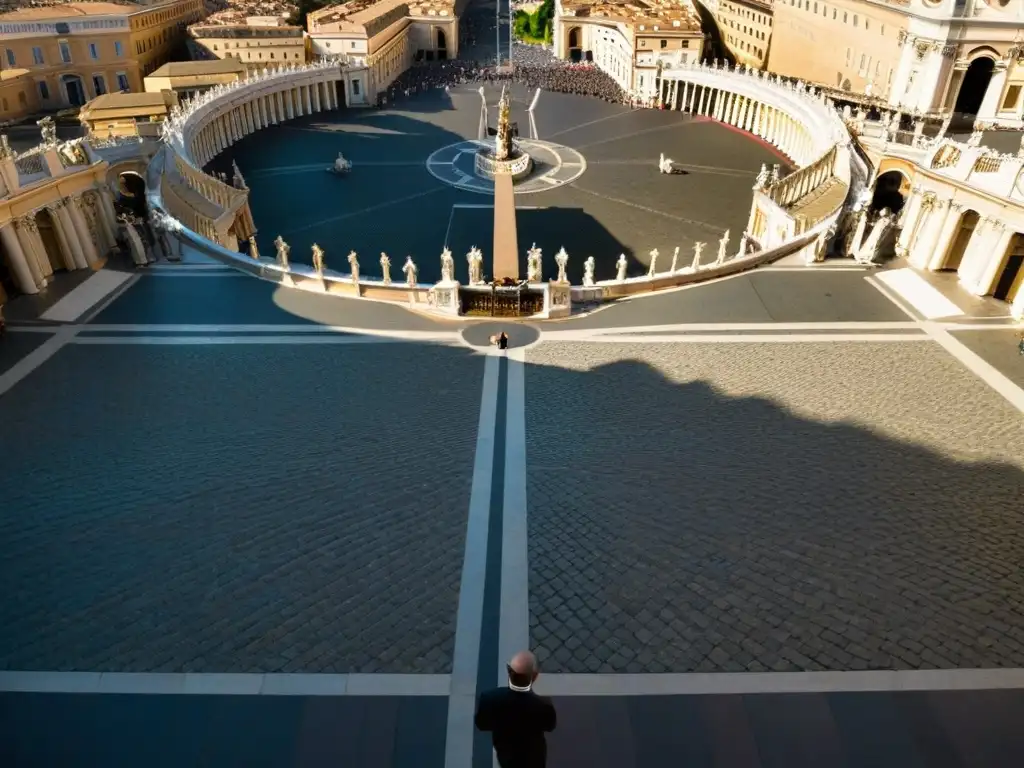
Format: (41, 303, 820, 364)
(187, 78, 341, 169)
(0, 187, 119, 295)
(660, 76, 819, 167)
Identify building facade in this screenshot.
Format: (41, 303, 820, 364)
(188, 17, 306, 69)
(308, 0, 457, 103)
(767, 0, 1024, 128)
(705, 0, 773, 70)
(78, 90, 177, 138)
(0, 0, 205, 123)
(552, 0, 706, 98)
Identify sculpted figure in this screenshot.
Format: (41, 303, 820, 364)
(526, 243, 542, 282)
(647, 248, 659, 277)
(467, 246, 484, 285)
(583, 256, 596, 286)
(312, 244, 325, 276)
(380, 252, 392, 284)
(554, 247, 569, 284)
(717, 230, 730, 264)
(670, 246, 679, 273)
(403, 255, 418, 286)
(440, 247, 455, 283)
(691, 241, 705, 270)
(348, 250, 360, 283)
(274, 235, 290, 269)
(615, 253, 627, 281)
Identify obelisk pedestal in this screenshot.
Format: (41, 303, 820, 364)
(492, 172, 519, 281)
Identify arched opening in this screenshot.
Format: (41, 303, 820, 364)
(567, 27, 582, 62)
(954, 57, 994, 116)
(992, 233, 1024, 304)
(117, 171, 147, 217)
(61, 74, 86, 107)
(870, 170, 909, 214)
(939, 209, 979, 271)
(34, 209, 68, 273)
(436, 29, 446, 52)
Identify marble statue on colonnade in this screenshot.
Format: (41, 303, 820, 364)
(526, 244, 543, 283)
(583, 256, 595, 286)
(691, 242, 705, 271)
(403, 255, 418, 286)
(248, 236, 260, 260)
(754, 164, 770, 190)
(440, 247, 455, 283)
(716, 230, 730, 265)
(274, 236, 290, 269)
(615, 254, 627, 281)
(312, 243, 325, 276)
(856, 208, 893, 264)
(647, 249, 659, 277)
(37, 116, 57, 147)
(348, 250, 360, 284)
(554, 247, 569, 284)
(467, 246, 484, 285)
(670, 247, 679, 273)
(380, 252, 392, 284)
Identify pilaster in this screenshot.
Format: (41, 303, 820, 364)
(0, 222, 38, 294)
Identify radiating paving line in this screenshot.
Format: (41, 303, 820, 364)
(79, 324, 460, 340)
(545, 333, 929, 344)
(445, 349, 502, 768)
(923, 323, 1024, 415)
(40, 270, 135, 323)
(71, 335, 462, 346)
(498, 347, 529, 684)
(536, 669, 1024, 697)
(0, 326, 79, 398)
(542, 321, 921, 341)
(0, 671, 449, 696)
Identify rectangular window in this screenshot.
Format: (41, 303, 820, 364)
(32, 46, 44, 64)
(59, 39, 72, 62)
(660, 39, 667, 49)
(5, 48, 15, 67)
(117, 72, 129, 91)
(864, 19, 869, 30)
(352, 79, 360, 96)
(853, 14, 858, 26)
(1003, 85, 1022, 111)
(115, 40, 123, 57)
(89, 42, 99, 59)
(92, 74, 106, 95)
(833, 8, 837, 18)
(38, 80, 50, 100)
(845, 47, 851, 66)
(859, 53, 866, 70)
(682, 40, 689, 48)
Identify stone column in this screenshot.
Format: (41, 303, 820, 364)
(977, 61, 1009, 122)
(69, 196, 101, 266)
(54, 202, 88, 270)
(964, 223, 1013, 295)
(910, 201, 954, 269)
(14, 218, 46, 287)
(285, 90, 295, 120)
(304, 84, 313, 114)
(98, 188, 119, 241)
(88, 192, 117, 251)
(312, 81, 322, 112)
(895, 188, 925, 255)
(1, 221, 39, 294)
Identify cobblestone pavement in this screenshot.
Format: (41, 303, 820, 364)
(0, 343, 481, 674)
(525, 341, 1024, 673)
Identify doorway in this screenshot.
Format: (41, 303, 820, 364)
(35, 209, 67, 272)
(940, 209, 978, 271)
(993, 233, 1024, 303)
(954, 57, 994, 116)
(870, 170, 908, 215)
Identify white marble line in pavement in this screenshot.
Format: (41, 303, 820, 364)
(498, 348, 530, 685)
(0, 671, 449, 697)
(445, 350, 501, 768)
(549, 334, 929, 344)
(536, 669, 1024, 696)
(71, 335, 461, 346)
(874, 268, 965, 320)
(543, 321, 921, 339)
(923, 323, 1024, 415)
(139, 272, 249, 278)
(0, 326, 78, 398)
(39, 270, 135, 322)
(147, 264, 230, 270)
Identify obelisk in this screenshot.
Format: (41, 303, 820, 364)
(491, 87, 519, 281)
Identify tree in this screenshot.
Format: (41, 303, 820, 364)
(543, 19, 553, 44)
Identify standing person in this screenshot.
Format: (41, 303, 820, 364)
(475, 650, 557, 767)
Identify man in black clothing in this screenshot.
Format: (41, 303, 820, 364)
(475, 650, 557, 768)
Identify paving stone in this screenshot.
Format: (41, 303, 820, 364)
(526, 342, 1024, 673)
(0, 344, 481, 673)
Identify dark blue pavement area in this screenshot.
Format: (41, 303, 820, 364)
(0, 331, 52, 375)
(89, 275, 318, 325)
(0, 693, 448, 768)
(560, 269, 908, 328)
(4, 689, 1023, 766)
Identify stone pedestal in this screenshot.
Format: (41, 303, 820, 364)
(544, 282, 572, 319)
(430, 280, 461, 316)
(492, 174, 519, 281)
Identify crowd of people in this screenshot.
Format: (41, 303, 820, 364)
(376, 46, 628, 107)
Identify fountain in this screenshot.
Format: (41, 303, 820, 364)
(474, 85, 533, 181)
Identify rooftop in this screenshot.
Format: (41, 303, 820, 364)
(79, 90, 177, 118)
(0, 1, 178, 21)
(147, 59, 248, 77)
(309, 0, 453, 28)
(560, 0, 702, 31)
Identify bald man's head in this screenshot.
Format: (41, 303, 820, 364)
(507, 650, 539, 690)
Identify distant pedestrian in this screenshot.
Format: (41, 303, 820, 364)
(475, 650, 556, 768)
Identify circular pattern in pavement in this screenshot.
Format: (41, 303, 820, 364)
(461, 322, 542, 349)
(426, 139, 587, 195)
